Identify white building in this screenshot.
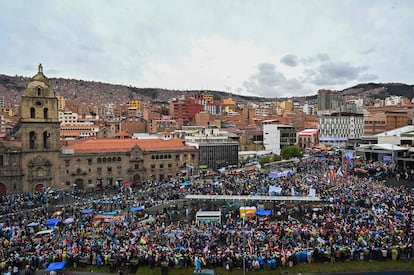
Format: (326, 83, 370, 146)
(302, 104, 314, 115)
(318, 111, 364, 148)
(385, 95, 402, 106)
(59, 110, 80, 125)
(263, 123, 296, 155)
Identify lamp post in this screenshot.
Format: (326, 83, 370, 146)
(243, 213, 246, 275)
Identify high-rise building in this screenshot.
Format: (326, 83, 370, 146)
(56, 95, 65, 110)
(317, 89, 345, 112)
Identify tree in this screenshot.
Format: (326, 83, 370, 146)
(281, 145, 303, 160)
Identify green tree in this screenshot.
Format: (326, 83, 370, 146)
(259, 155, 272, 166)
(281, 145, 303, 160)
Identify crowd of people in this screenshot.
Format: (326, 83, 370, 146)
(0, 155, 412, 274)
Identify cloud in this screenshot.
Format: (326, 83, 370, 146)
(243, 62, 308, 97)
(305, 60, 377, 86)
(280, 54, 299, 67)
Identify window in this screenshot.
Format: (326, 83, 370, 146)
(30, 108, 35, 118)
(43, 131, 49, 149)
(36, 168, 44, 177)
(117, 157, 121, 161)
(134, 164, 139, 170)
(44, 108, 48, 119)
(97, 167, 102, 173)
(151, 164, 155, 169)
(37, 87, 42, 96)
(107, 167, 112, 173)
(29, 131, 36, 149)
(87, 159, 92, 165)
(159, 164, 164, 169)
(97, 158, 102, 163)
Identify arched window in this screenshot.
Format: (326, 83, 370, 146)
(30, 108, 35, 118)
(43, 131, 49, 149)
(29, 131, 36, 149)
(37, 87, 42, 96)
(117, 157, 121, 162)
(97, 158, 102, 163)
(44, 108, 48, 119)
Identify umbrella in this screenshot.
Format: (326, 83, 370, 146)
(45, 218, 59, 227)
(130, 206, 144, 212)
(64, 218, 74, 224)
(123, 182, 131, 187)
(45, 261, 67, 272)
(81, 208, 93, 214)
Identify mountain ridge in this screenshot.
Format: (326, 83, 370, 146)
(0, 74, 412, 108)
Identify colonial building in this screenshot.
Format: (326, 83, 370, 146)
(60, 137, 198, 190)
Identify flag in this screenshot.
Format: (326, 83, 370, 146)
(329, 167, 336, 183)
(336, 167, 343, 178)
(63, 238, 68, 247)
(201, 257, 207, 266)
(140, 236, 147, 245)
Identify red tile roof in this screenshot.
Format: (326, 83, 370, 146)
(62, 138, 195, 153)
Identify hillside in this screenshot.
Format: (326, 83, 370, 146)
(0, 74, 268, 108)
(342, 83, 414, 99)
(0, 74, 412, 109)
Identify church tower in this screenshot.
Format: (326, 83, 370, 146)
(20, 64, 61, 192)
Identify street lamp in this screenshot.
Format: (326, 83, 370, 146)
(242, 213, 246, 275)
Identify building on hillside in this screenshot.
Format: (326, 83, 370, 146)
(59, 110, 81, 125)
(302, 104, 314, 115)
(297, 128, 319, 148)
(151, 116, 178, 133)
(385, 111, 409, 131)
(120, 116, 147, 134)
(184, 127, 238, 169)
(169, 98, 204, 128)
(280, 100, 293, 113)
(56, 96, 65, 110)
(317, 89, 345, 112)
(318, 111, 364, 148)
(364, 112, 387, 136)
(60, 124, 100, 139)
(128, 99, 142, 109)
(262, 122, 296, 155)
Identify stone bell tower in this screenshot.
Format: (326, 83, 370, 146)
(20, 64, 61, 192)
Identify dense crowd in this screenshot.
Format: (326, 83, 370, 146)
(0, 155, 413, 274)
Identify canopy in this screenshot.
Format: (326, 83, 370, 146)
(35, 229, 54, 236)
(103, 211, 117, 215)
(81, 208, 93, 214)
(130, 206, 145, 212)
(256, 209, 272, 216)
(45, 261, 67, 272)
(181, 181, 191, 187)
(64, 218, 74, 224)
(45, 218, 59, 227)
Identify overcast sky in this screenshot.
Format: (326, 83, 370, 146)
(1, 0, 413, 98)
